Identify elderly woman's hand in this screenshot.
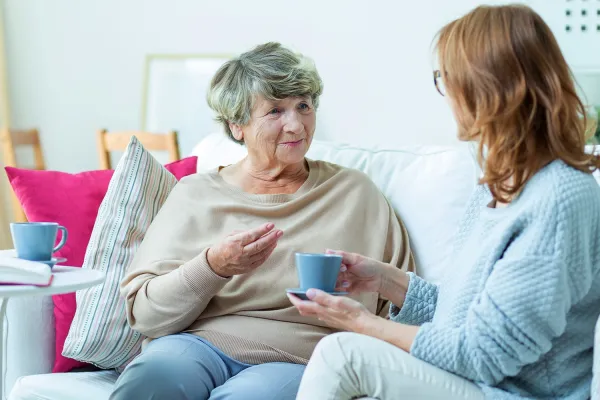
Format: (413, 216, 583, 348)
(287, 289, 377, 333)
(207, 223, 283, 278)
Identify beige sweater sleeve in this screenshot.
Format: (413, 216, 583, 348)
(120, 182, 230, 338)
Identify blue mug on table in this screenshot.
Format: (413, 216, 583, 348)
(10, 222, 68, 261)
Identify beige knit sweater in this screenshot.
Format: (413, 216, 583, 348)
(121, 159, 414, 365)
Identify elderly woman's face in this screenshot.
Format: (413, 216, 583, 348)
(238, 95, 316, 166)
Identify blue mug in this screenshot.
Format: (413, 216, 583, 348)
(10, 222, 68, 261)
(295, 253, 343, 292)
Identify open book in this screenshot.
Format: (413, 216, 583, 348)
(0, 250, 53, 287)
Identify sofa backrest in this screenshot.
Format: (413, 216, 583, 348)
(192, 133, 478, 284)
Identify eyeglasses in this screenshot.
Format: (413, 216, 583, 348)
(433, 70, 445, 96)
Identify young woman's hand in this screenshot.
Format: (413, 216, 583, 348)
(287, 289, 378, 334)
(327, 250, 390, 294)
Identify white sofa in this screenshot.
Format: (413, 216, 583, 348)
(6, 134, 600, 399)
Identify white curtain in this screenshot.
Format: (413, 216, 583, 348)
(0, 1, 13, 250)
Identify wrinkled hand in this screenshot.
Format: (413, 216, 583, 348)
(327, 249, 388, 294)
(287, 289, 377, 334)
(207, 223, 283, 277)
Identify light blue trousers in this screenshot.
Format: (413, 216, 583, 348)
(109, 333, 305, 400)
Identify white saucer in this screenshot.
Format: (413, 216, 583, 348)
(0, 250, 67, 269)
(286, 288, 348, 300)
(9, 255, 67, 268)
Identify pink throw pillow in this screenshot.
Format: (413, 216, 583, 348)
(5, 156, 197, 373)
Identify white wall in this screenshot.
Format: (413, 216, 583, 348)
(2, 0, 561, 173)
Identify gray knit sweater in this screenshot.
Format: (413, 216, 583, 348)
(392, 160, 600, 399)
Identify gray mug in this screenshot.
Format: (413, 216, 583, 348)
(295, 253, 343, 292)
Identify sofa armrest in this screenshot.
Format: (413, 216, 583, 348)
(594, 315, 600, 400)
(5, 296, 54, 396)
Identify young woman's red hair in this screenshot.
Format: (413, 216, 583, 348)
(435, 4, 599, 202)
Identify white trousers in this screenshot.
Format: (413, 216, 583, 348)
(296, 332, 485, 400)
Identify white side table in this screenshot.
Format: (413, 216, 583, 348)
(0, 265, 105, 400)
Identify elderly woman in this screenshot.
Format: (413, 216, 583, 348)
(290, 5, 600, 400)
(109, 42, 413, 400)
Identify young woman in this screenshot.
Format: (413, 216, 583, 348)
(289, 5, 600, 399)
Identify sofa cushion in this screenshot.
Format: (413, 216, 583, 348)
(7, 371, 380, 400)
(8, 370, 118, 400)
(5, 157, 197, 373)
(192, 133, 478, 283)
(62, 137, 192, 371)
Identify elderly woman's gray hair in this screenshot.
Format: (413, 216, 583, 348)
(207, 42, 323, 144)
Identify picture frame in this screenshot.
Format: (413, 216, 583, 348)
(140, 53, 233, 157)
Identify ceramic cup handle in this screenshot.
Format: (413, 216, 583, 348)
(53, 225, 68, 252)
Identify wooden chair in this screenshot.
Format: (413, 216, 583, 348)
(96, 129, 181, 170)
(0, 128, 46, 222)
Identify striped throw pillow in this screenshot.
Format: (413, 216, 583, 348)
(62, 136, 190, 370)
